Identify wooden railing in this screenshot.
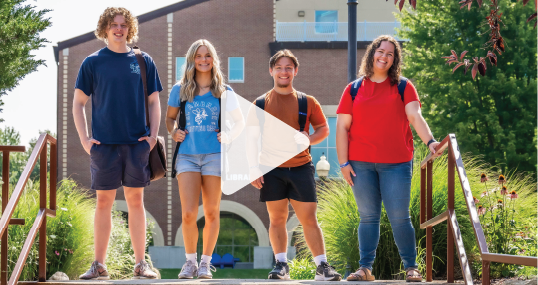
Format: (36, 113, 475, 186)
(0, 133, 57, 285)
(420, 134, 537, 285)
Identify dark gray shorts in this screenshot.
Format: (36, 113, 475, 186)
(259, 162, 317, 203)
(90, 141, 151, 190)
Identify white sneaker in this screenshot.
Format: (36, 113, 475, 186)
(197, 261, 216, 279)
(178, 260, 198, 279)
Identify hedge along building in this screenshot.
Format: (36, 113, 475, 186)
(54, 0, 402, 269)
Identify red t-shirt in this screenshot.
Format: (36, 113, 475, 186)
(336, 77, 421, 163)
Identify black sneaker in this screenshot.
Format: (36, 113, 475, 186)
(314, 261, 342, 281)
(268, 261, 290, 280)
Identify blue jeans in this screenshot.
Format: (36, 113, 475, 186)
(349, 160, 417, 271)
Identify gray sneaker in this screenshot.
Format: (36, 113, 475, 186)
(178, 260, 198, 279)
(79, 261, 110, 280)
(132, 260, 158, 279)
(197, 261, 216, 279)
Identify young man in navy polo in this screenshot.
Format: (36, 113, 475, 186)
(72, 7, 162, 280)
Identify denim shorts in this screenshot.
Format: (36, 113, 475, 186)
(90, 141, 151, 190)
(175, 153, 221, 177)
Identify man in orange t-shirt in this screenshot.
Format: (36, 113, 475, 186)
(247, 50, 341, 281)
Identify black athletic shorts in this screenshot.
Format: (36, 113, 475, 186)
(259, 162, 317, 203)
(90, 141, 151, 190)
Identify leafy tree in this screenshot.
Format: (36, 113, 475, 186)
(0, 126, 27, 184)
(398, 0, 537, 173)
(0, 127, 55, 184)
(0, 0, 51, 122)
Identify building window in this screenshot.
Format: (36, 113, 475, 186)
(315, 10, 338, 34)
(310, 116, 339, 178)
(176, 57, 186, 82)
(197, 212, 258, 263)
(228, 57, 244, 83)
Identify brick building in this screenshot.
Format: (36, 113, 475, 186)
(54, 0, 401, 269)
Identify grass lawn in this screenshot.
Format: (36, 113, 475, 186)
(158, 268, 269, 279)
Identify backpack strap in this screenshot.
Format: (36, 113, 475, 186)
(350, 76, 408, 102)
(297, 92, 308, 132)
(218, 97, 221, 130)
(255, 94, 266, 133)
(397, 76, 408, 102)
(350, 76, 364, 102)
(171, 100, 187, 177)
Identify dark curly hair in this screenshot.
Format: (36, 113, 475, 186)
(358, 35, 402, 86)
(95, 7, 139, 44)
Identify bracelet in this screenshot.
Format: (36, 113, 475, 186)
(150, 136, 157, 141)
(339, 161, 350, 168)
(427, 138, 437, 147)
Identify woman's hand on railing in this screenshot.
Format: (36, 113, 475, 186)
(429, 141, 440, 154)
(341, 164, 356, 186)
(83, 138, 100, 155)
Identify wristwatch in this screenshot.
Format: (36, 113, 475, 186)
(427, 138, 437, 147)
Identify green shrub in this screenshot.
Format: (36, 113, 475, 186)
(474, 172, 537, 278)
(288, 257, 316, 280)
(4, 179, 95, 281)
(2, 178, 158, 280)
(295, 145, 536, 280)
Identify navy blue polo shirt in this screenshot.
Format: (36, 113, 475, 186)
(75, 47, 163, 144)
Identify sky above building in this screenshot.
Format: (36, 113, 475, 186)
(2, 0, 180, 145)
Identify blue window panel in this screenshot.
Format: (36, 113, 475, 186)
(315, 10, 338, 33)
(327, 117, 337, 147)
(327, 148, 339, 177)
(310, 147, 325, 178)
(310, 117, 338, 177)
(229, 57, 244, 83)
(176, 57, 186, 82)
(309, 124, 328, 147)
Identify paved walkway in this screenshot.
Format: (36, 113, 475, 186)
(18, 280, 452, 285)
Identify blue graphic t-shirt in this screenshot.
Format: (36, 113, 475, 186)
(168, 84, 239, 154)
(75, 47, 163, 144)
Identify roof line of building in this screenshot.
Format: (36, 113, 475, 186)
(53, 0, 209, 63)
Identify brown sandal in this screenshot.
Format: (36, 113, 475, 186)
(346, 267, 375, 281)
(406, 268, 422, 282)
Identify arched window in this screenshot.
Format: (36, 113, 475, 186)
(197, 212, 259, 263)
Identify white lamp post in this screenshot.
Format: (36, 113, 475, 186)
(315, 153, 331, 178)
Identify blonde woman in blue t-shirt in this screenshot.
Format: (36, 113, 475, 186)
(165, 39, 243, 279)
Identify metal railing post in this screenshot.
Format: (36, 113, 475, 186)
(1, 152, 9, 285)
(482, 261, 490, 285)
(426, 161, 433, 282)
(39, 147, 47, 281)
(447, 143, 455, 283)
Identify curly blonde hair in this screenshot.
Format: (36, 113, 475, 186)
(358, 35, 402, 86)
(95, 7, 139, 44)
(179, 39, 226, 102)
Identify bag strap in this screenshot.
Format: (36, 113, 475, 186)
(132, 46, 150, 128)
(350, 76, 408, 102)
(297, 91, 308, 132)
(350, 76, 364, 102)
(397, 76, 408, 102)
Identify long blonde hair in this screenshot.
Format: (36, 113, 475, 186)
(179, 39, 226, 102)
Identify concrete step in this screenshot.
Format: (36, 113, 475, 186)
(19, 280, 453, 285)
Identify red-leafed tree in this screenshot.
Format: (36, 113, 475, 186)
(394, 0, 537, 79)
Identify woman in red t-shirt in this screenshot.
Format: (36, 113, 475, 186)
(336, 35, 440, 282)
